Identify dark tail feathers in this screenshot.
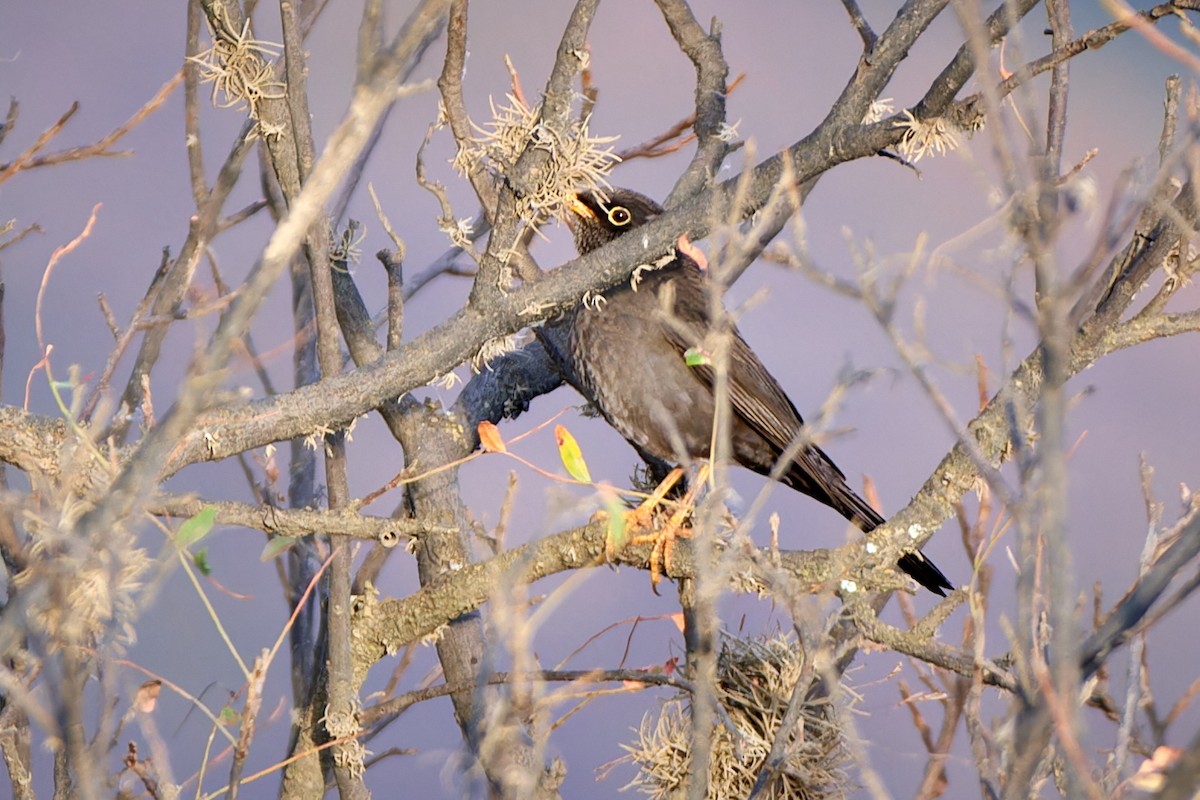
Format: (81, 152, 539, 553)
(799, 465, 954, 597)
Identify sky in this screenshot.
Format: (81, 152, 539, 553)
(2, 1, 1198, 797)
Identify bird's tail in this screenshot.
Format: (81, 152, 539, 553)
(801, 466, 954, 597)
(896, 551, 953, 597)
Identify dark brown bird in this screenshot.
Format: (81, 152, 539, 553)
(560, 187, 952, 596)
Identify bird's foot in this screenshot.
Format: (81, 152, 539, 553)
(605, 466, 685, 561)
(617, 464, 709, 591)
(630, 523, 692, 591)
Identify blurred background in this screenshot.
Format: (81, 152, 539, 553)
(2, 1, 1197, 796)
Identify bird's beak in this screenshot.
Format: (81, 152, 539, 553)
(568, 195, 596, 220)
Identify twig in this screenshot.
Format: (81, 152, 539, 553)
(841, 0, 878, 50)
(362, 667, 695, 726)
(0, 102, 78, 185)
(1, 72, 182, 176)
(616, 74, 746, 162)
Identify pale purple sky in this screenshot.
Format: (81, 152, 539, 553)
(2, 2, 1198, 797)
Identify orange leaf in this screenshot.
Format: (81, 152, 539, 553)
(478, 421, 506, 453)
(134, 680, 162, 714)
(554, 424, 592, 483)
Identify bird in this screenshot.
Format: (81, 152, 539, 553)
(557, 187, 952, 596)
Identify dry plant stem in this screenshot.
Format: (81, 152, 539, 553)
(914, 0, 1038, 116)
(227, 655, 267, 800)
(185, 0, 209, 205)
(329, 267, 558, 794)
(108, 120, 258, 443)
(1071, 77, 1182, 329)
(356, 0, 384, 85)
(403, 405, 560, 798)
(853, 601, 1014, 691)
(0, 285, 33, 800)
(0, 75, 179, 178)
(0, 98, 17, 150)
(747, 625, 819, 799)
(841, 0, 878, 49)
(356, 521, 1007, 687)
(281, 272, 326, 797)
(914, 678, 970, 800)
(997, 0, 1083, 791)
(681, 231, 744, 800)
(400, 211, 487, 301)
(0, 103, 78, 185)
(988, 1, 1200, 108)
(470, 0, 598, 304)
(80, 250, 172, 423)
(59, 645, 100, 799)
(148, 496, 432, 546)
(382, 251, 404, 350)
(0, 223, 43, 254)
(362, 668, 695, 726)
(1079, 505, 1200, 680)
(275, 0, 368, 792)
(0, 663, 31, 800)
(437, 0, 499, 219)
(1109, 460, 1161, 789)
(653, 0, 730, 203)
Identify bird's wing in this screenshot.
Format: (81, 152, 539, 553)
(652, 263, 848, 483)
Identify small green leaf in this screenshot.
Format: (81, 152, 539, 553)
(684, 347, 711, 367)
(603, 490, 626, 552)
(554, 424, 592, 483)
(218, 705, 241, 726)
(193, 547, 211, 576)
(260, 536, 296, 562)
(177, 506, 216, 547)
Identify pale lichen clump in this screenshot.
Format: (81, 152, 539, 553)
(894, 110, 963, 162)
(15, 513, 151, 654)
(472, 330, 533, 373)
(188, 7, 285, 123)
(452, 94, 620, 225)
(619, 634, 848, 799)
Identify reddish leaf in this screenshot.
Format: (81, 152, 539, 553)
(478, 420, 507, 453)
(677, 234, 707, 271)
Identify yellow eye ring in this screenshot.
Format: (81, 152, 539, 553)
(607, 206, 632, 226)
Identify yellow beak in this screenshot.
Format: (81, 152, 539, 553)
(568, 195, 596, 220)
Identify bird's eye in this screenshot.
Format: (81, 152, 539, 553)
(607, 206, 632, 226)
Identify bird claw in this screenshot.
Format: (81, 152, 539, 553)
(607, 464, 710, 590)
(604, 466, 683, 562)
(630, 523, 690, 592)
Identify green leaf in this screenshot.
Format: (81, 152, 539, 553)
(604, 492, 627, 551)
(260, 535, 296, 562)
(219, 705, 241, 726)
(177, 506, 216, 548)
(554, 424, 592, 483)
(684, 347, 711, 367)
(193, 547, 211, 576)
(600, 489, 628, 551)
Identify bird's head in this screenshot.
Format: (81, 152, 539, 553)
(567, 188, 664, 255)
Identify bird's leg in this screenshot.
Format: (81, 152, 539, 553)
(629, 463, 710, 589)
(607, 467, 685, 563)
